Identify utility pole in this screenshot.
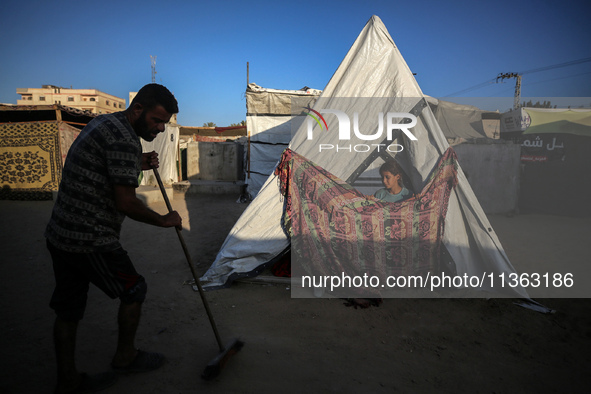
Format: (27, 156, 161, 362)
(150, 55, 157, 83)
(496, 72, 522, 109)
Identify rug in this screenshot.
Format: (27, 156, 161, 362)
(0, 121, 62, 196)
(276, 148, 458, 297)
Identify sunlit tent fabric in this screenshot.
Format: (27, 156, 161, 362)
(522, 108, 591, 137)
(202, 15, 529, 299)
(139, 123, 179, 186)
(425, 97, 501, 141)
(245, 83, 322, 199)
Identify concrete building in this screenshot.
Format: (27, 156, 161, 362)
(16, 85, 125, 114)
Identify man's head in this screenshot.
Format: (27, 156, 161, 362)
(126, 84, 179, 141)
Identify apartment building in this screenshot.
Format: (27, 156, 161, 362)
(16, 85, 125, 114)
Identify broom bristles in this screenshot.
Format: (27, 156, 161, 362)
(201, 339, 244, 380)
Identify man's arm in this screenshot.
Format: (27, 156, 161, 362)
(113, 184, 182, 229)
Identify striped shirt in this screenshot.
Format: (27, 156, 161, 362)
(45, 112, 142, 253)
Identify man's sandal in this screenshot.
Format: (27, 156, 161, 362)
(54, 371, 117, 394)
(111, 350, 165, 374)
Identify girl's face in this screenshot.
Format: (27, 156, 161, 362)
(381, 170, 401, 193)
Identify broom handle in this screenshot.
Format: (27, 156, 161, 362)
(152, 167, 225, 352)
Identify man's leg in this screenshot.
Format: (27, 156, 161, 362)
(54, 317, 81, 392)
(111, 301, 141, 367)
(86, 248, 163, 373)
(48, 240, 87, 392)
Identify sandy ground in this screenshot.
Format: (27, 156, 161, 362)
(1, 192, 590, 394)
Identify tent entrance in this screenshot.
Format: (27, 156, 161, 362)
(347, 97, 428, 191)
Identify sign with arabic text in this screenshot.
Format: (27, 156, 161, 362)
(519, 134, 566, 163)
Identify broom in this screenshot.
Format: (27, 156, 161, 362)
(152, 166, 244, 380)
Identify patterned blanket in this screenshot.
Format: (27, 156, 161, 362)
(0, 121, 64, 199)
(0, 121, 82, 200)
(276, 148, 458, 296)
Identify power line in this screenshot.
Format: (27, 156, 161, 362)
(520, 70, 591, 88)
(521, 56, 591, 75)
(442, 79, 496, 97)
(486, 71, 591, 96)
(443, 56, 591, 97)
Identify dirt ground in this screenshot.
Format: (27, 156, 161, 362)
(1, 191, 590, 394)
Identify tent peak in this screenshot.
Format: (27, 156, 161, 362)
(367, 15, 386, 28)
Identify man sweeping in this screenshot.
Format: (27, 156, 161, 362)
(45, 83, 182, 393)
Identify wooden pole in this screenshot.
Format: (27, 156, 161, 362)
(153, 166, 224, 352)
(247, 61, 251, 179)
(54, 104, 62, 122)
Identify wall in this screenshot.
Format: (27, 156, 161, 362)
(186, 141, 243, 181)
(453, 142, 521, 214)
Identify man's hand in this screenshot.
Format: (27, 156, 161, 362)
(142, 151, 159, 171)
(163, 211, 183, 231)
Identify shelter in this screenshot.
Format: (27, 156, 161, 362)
(202, 16, 530, 300)
(245, 83, 322, 199)
(139, 122, 180, 186)
(427, 97, 519, 214)
(426, 96, 501, 143)
(244, 89, 517, 214)
(0, 104, 95, 199)
(501, 107, 591, 216)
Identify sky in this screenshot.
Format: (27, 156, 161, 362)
(1, 0, 590, 126)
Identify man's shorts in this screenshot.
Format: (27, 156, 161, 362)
(47, 240, 147, 321)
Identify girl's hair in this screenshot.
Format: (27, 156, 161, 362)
(379, 160, 404, 187)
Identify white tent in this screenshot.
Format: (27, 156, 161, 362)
(245, 83, 322, 199)
(202, 15, 530, 300)
(425, 97, 501, 141)
(140, 123, 179, 185)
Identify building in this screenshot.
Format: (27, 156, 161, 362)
(16, 85, 125, 114)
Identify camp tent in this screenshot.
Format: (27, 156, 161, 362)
(139, 122, 180, 186)
(426, 97, 501, 142)
(202, 15, 530, 300)
(501, 107, 591, 217)
(245, 83, 322, 199)
(243, 87, 517, 214)
(501, 107, 591, 136)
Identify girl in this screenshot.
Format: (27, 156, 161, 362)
(374, 160, 410, 202)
